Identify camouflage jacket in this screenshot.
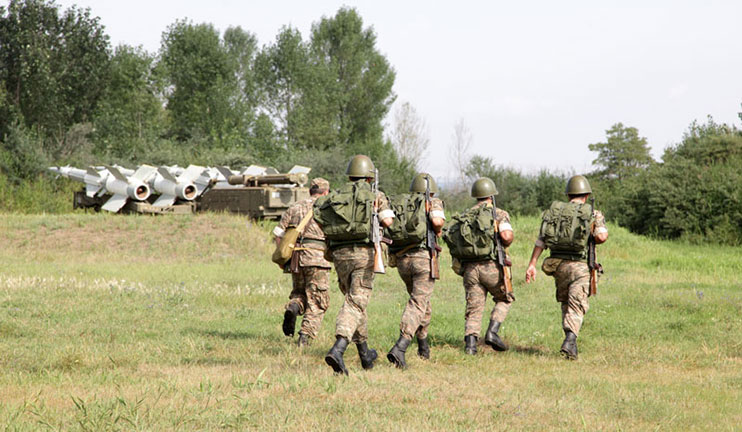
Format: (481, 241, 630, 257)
(274, 196, 331, 268)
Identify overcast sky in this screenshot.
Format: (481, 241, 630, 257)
(56, 0, 742, 178)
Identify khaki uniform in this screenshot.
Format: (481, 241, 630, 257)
(275, 196, 331, 339)
(537, 210, 607, 335)
(394, 196, 445, 340)
(462, 203, 514, 337)
(331, 185, 393, 344)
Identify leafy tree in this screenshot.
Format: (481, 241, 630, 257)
(589, 123, 654, 180)
(160, 20, 250, 144)
(609, 118, 742, 245)
(0, 0, 110, 143)
(93, 45, 166, 158)
(255, 26, 311, 150)
(309, 7, 396, 152)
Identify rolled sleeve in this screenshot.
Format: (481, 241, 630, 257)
(534, 237, 546, 248)
(595, 226, 608, 235)
(499, 222, 513, 232)
(379, 209, 395, 220)
(273, 226, 285, 238)
(430, 210, 446, 220)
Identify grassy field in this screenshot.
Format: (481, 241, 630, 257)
(0, 212, 740, 431)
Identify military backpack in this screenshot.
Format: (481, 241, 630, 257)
(539, 201, 593, 260)
(385, 193, 427, 251)
(442, 204, 495, 261)
(313, 181, 375, 243)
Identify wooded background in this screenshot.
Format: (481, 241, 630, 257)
(1, 0, 740, 245)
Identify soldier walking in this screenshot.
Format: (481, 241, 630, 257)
(386, 173, 446, 368)
(273, 178, 332, 347)
(313, 155, 394, 375)
(525, 175, 608, 360)
(443, 178, 515, 355)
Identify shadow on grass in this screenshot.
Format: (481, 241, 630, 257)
(430, 333, 551, 357)
(183, 327, 260, 340)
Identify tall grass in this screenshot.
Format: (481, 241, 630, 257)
(0, 213, 739, 430)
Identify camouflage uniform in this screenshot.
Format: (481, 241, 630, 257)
(536, 210, 607, 335)
(462, 202, 514, 337)
(394, 197, 445, 340)
(331, 185, 393, 344)
(273, 186, 332, 339)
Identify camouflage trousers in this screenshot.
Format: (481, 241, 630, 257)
(544, 258, 590, 335)
(332, 246, 375, 344)
(463, 260, 514, 337)
(285, 266, 330, 339)
(396, 252, 435, 340)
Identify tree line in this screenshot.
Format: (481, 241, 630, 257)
(2, 0, 740, 245)
(0, 0, 414, 212)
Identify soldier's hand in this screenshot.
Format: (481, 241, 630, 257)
(525, 265, 537, 283)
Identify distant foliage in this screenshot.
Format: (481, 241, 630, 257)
(458, 155, 568, 215)
(0, 2, 414, 212)
(591, 118, 742, 245)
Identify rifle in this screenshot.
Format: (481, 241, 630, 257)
(424, 176, 441, 280)
(372, 169, 385, 274)
(587, 197, 604, 296)
(492, 196, 513, 294)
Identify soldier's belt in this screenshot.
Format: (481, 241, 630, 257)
(392, 245, 425, 257)
(300, 238, 326, 248)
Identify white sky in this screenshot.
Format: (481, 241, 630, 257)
(56, 0, 742, 179)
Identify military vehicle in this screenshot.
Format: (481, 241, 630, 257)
(197, 166, 310, 219)
(50, 164, 312, 219)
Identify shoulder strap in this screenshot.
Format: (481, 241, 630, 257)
(296, 207, 315, 232)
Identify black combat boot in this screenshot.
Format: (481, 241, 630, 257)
(464, 335, 478, 355)
(386, 336, 411, 368)
(282, 303, 300, 337)
(297, 333, 310, 348)
(325, 336, 349, 375)
(417, 337, 430, 360)
(484, 320, 509, 351)
(357, 341, 378, 370)
(560, 330, 578, 360)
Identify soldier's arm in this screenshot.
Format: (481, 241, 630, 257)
(593, 210, 608, 244)
(497, 210, 514, 246)
(525, 237, 545, 283)
(378, 193, 395, 228)
(430, 198, 445, 234)
(273, 206, 292, 244)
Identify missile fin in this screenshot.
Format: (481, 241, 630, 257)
(215, 166, 234, 181)
(132, 164, 156, 182)
(152, 195, 176, 207)
(102, 194, 128, 212)
(87, 166, 101, 178)
(106, 165, 127, 181)
(180, 165, 205, 182)
(157, 166, 177, 182)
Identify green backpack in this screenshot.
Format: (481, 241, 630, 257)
(442, 205, 495, 261)
(539, 201, 593, 258)
(385, 193, 427, 251)
(313, 181, 375, 242)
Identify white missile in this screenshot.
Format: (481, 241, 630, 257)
(101, 165, 155, 212)
(48, 165, 108, 198)
(151, 166, 198, 207)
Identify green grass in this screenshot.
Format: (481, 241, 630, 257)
(0, 213, 740, 431)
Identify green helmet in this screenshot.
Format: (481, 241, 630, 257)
(346, 155, 375, 179)
(565, 175, 592, 195)
(471, 177, 498, 198)
(409, 173, 438, 193)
